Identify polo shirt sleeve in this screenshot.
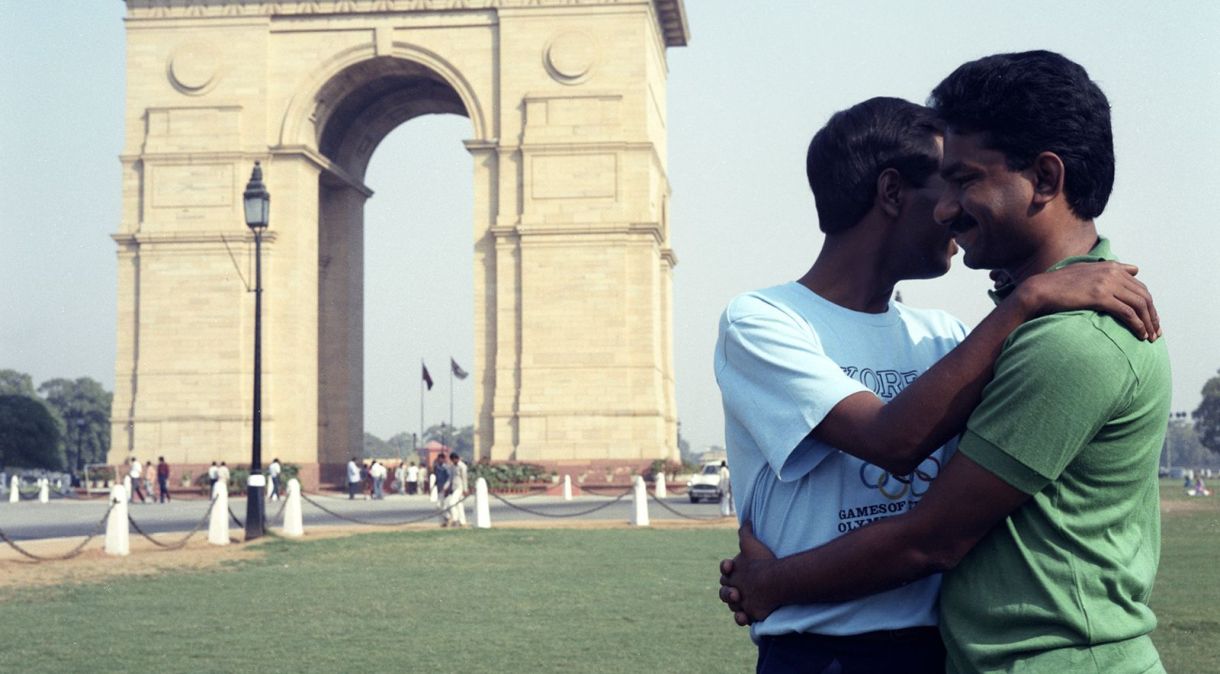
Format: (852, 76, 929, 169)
(716, 297, 869, 482)
(958, 313, 1136, 495)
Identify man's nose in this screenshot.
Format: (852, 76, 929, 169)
(934, 194, 958, 227)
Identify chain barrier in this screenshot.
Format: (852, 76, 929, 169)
(485, 488, 555, 501)
(0, 499, 117, 562)
(488, 488, 632, 518)
(269, 495, 289, 523)
(127, 497, 218, 550)
(299, 492, 468, 527)
(229, 506, 245, 528)
(647, 492, 730, 521)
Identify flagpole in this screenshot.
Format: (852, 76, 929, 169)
(419, 359, 425, 453)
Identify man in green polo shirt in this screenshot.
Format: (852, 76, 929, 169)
(716, 51, 1171, 673)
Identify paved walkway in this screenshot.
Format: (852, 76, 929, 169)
(0, 491, 732, 541)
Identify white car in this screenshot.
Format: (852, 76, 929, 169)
(687, 462, 725, 503)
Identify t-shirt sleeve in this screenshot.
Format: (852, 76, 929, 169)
(716, 299, 870, 481)
(957, 313, 1135, 495)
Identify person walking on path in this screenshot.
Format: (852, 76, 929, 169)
(718, 460, 734, 516)
(143, 460, 156, 504)
(434, 457, 452, 526)
(406, 462, 420, 495)
(448, 452, 469, 527)
(268, 458, 282, 501)
(156, 456, 171, 503)
(371, 460, 387, 499)
(128, 457, 146, 503)
(208, 461, 219, 490)
(216, 462, 230, 493)
(346, 457, 361, 500)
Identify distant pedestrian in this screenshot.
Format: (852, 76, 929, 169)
(394, 462, 406, 495)
(268, 458, 282, 501)
(208, 461, 219, 489)
(371, 461, 387, 499)
(143, 460, 156, 504)
(406, 462, 420, 495)
(718, 460, 734, 516)
(217, 462, 230, 491)
(418, 464, 428, 496)
(448, 452, 468, 527)
(156, 456, 171, 503)
(129, 457, 146, 503)
(361, 462, 373, 500)
(434, 457, 452, 526)
(346, 457, 361, 500)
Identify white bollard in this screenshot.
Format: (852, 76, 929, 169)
(105, 484, 130, 556)
(655, 472, 667, 499)
(208, 480, 230, 546)
(38, 479, 49, 503)
(720, 492, 733, 518)
(281, 479, 304, 537)
(475, 477, 491, 529)
(630, 475, 650, 527)
(429, 484, 438, 503)
(8, 475, 17, 503)
(562, 474, 572, 501)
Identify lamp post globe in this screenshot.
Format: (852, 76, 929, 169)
(243, 161, 270, 540)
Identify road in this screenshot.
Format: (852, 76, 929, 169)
(0, 490, 731, 541)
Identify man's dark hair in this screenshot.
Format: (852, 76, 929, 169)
(928, 50, 1114, 220)
(806, 97, 943, 234)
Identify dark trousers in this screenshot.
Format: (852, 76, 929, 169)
(756, 627, 944, 674)
(348, 481, 359, 499)
(158, 477, 170, 502)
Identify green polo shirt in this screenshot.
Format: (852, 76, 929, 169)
(941, 238, 1171, 674)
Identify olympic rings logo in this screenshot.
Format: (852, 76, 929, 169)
(858, 456, 942, 501)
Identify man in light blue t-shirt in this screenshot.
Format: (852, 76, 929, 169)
(713, 97, 1158, 673)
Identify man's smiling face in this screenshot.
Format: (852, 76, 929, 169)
(934, 131, 1040, 272)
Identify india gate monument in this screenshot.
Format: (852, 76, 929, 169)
(108, 0, 687, 487)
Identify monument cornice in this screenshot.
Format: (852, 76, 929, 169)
(112, 231, 280, 246)
(125, 0, 688, 47)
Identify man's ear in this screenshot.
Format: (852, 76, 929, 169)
(876, 167, 903, 218)
(1031, 151, 1065, 206)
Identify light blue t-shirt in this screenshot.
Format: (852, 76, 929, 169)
(714, 282, 968, 638)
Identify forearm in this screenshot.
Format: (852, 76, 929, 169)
(764, 517, 948, 606)
(862, 291, 1035, 472)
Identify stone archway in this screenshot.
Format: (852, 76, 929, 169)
(110, 0, 687, 487)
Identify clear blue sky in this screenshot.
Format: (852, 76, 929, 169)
(2, 1, 1217, 453)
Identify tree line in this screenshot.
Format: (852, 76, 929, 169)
(363, 423, 475, 461)
(0, 369, 111, 472)
(3, 365, 1218, 473)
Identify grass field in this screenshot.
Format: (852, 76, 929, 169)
(1, 481, 1216, 673)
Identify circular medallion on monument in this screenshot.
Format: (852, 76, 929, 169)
(168, 40, 221, 95)
(544, 31, 598, 85)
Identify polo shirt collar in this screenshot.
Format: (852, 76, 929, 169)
(989, 236, 1113, 304)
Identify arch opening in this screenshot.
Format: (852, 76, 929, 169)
(314, 56, 469, 181)
(313, 57, 479, 471)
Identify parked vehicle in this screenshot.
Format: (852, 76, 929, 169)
(687, 462, 724, 503)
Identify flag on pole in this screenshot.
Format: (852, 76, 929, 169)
(450, 358, 469, 380)
(422, 363, 434, 390)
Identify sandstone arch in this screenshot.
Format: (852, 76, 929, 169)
(111, 0, 687, 486)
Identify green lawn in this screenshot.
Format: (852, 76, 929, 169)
(1149, 479, 1220, 673)
(1, 482, 1216, 673)
(0, 527, 754, 673)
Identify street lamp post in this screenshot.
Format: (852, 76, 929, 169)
(243, 161, 270, 541)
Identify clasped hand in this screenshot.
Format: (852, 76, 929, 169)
(718, 522, 780, 627)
